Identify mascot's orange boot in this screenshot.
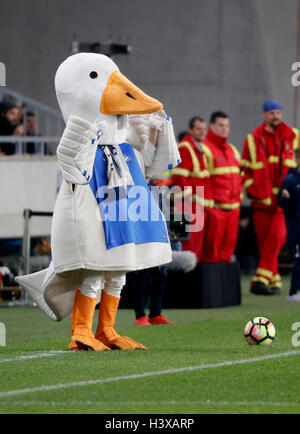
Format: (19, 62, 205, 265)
(95, 292, 147, 350)
(69, 290, 110, 351)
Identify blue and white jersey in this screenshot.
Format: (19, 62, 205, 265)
(89, 143, 169, 250)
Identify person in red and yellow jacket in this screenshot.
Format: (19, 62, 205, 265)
(242, 100, 300, 295)
(202, 111, 243, 263)
(171, 116, 214, 262)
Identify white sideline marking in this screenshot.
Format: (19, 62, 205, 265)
(0, 350, 299, 398)
(0, 400, 299, 408)
(0, 350, 69, 364)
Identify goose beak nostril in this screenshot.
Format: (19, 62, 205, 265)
(126, 92, 136, 100)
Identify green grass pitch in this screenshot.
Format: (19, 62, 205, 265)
(0, 275, 300, 414)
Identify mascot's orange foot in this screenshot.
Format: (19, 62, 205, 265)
(96, 328, 147, 350)
(95, 293, 147, 350)
(69, 335, 111, 352)
(69, 341, 89, 351)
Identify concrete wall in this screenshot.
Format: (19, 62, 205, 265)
(0, 156, 60, 237)
(0, 0, 298, 150)
(255, 0, 298, 127)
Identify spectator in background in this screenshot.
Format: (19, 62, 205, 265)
(25, 111, 36, 154)
(171, 116, 213, 262)
(188, 117, 207, 142)
(1, 94, 23, 124)
(25, 111, 52, 155)
(202, 111, 242, 263)
(278, 147, 300, 301)
(242, 100, 300, 295)
(26, 111, 35, 135)
(0, 99, 23, 155)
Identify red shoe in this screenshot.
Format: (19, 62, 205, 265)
(134, 316, 152, 326)
(148, 315, 175, 325)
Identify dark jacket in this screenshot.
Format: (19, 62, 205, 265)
(278, 168, 300, 243)
(0, 115, 16, 155)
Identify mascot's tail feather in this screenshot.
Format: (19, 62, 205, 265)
(16, 263, 80, 322)
(15, 269, 58, 321)
(167, 250, 197, 273)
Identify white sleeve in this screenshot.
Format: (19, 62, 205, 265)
(126, 111, 179, 172)
(141, 141, 156, 167)
(145, 114, 181, 177)
(56, 116, 99, 185)
(127, 112, 166, 168)
(126, 114, 151, 151)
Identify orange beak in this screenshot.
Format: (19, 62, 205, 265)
(101, 70, 163, 115)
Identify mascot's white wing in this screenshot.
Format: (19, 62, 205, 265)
(57, 115, 99, 185)
(147, 111, 181, 176)
(127, 111, 181, 176)
(15, 116, 100, 321)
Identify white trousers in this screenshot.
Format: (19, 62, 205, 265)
(78, 270, 126, 299)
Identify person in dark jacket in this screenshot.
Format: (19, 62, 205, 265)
(0, 98, 23, 155)
(278, 147, 300, 301)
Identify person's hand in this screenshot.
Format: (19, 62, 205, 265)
(239, 217, 249, 229)
(13, 124, 24, 136)
(282, 189, 290, 199)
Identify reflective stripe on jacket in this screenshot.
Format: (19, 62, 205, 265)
(242, 122, 300, 211)
(170, 134, 214, 208)
(202, 130, 242, 210)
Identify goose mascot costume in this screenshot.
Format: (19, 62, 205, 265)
(16, 53, 180, 351)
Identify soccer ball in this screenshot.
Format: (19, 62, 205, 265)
(244, 317, 276, 345)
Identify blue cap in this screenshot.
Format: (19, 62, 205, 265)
(263, 100, 282, 112)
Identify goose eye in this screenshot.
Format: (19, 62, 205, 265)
(90, 71, 98, 79)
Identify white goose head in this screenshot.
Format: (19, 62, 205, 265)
(55, 53, 163, 143)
